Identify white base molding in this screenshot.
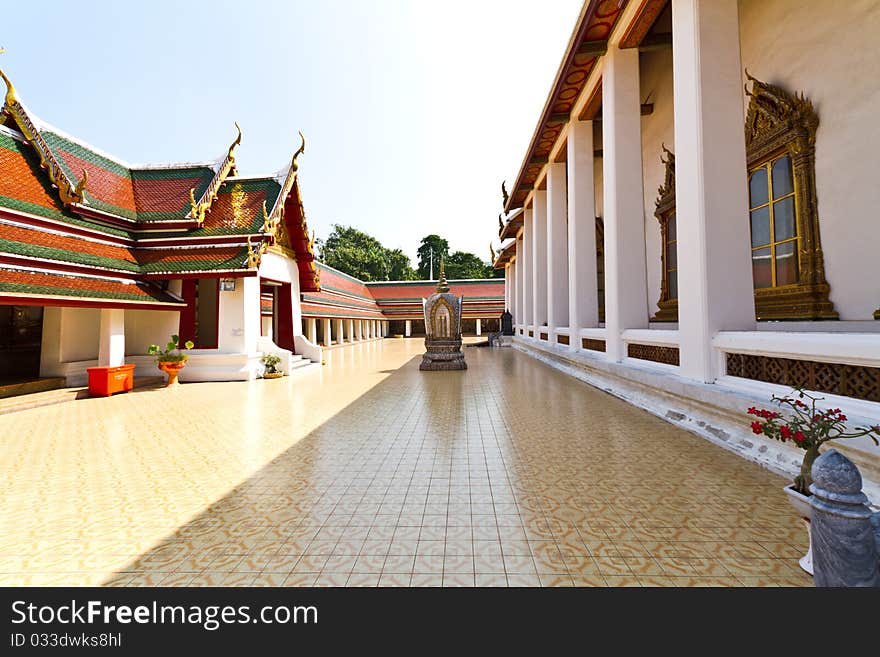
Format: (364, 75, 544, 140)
(511, 336, 880, 508)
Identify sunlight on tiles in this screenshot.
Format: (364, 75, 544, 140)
(0, 338, 811, 587)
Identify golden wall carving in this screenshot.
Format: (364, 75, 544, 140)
(652, 145, 678, 322)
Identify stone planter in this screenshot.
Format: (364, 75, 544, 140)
(157, 361, 186, 387)
(262, 371, 283, 379)
(783, 483, 814, 575)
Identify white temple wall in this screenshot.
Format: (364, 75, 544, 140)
(739, 0, 880, 320)
(258, 252, 304, 336)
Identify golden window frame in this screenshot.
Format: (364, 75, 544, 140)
(744, 72, 837, 320)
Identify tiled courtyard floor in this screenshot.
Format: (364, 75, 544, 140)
(0, 338, 811, 587)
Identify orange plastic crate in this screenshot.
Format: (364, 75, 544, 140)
(87, 364, 136, 397)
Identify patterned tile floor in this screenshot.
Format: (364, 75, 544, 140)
(0, 338, 811, 587)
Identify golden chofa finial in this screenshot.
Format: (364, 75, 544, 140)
(501, 180, 509, 208)
(0, 48, 18, 107)
(489, 243, 496, 263)
(73, 168, 88, 198)
(291, 131, 306, 172)
(228, 121, 242, 169)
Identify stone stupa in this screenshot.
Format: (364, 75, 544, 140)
(420, 259, 467, 371)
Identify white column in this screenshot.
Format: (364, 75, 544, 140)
(476, 319, 482, 336)
(509, 258, 517, 321)
(567, 120, 599, 348)
(307, 317, 317, 344)
(404, 319, 411, 337)
(522, 213, 534, 332)
(334, 319, 343, 344)
(516, 237, 525, 330)
(98, 308, 125, 367)
(673, 0, 756, 382)
(532, 191, 548, 333)
(347, 319, 354, 344)
(546, 162, 569, 337)
(322, 318, 332, 347)
(504, 264, 510, 312)
(602, 44, 649, 362)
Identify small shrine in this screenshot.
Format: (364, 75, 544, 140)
(420, 260, 467, 371)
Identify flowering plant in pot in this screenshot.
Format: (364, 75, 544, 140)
(147, 334, 194, 386)
(747, 388, 880, 496)
(261, 353, 283, 379)
(747, 388, 880, 574)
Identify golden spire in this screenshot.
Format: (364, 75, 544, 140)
(489, 243, 496, 263)
(436, 256, 449, 293)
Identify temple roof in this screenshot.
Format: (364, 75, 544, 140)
(0, 59, 321, 298)
(0, 267, 185, 309)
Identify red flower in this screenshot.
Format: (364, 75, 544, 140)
(795, 400, 806, 408)
(793, 431, 806, 444)
(751, 421, 764, 435)
(838, 414, 847, 422)
(747, 407, 758, 415)
(780, 425, 792, 440)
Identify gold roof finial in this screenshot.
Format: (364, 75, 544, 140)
(501, 180, 509, 208)
(0, 48, 18, 107)
(489, 243, 496, 263)
(228, 122, 242, 172)
(436, 256, 450, 293)
(291, 131, 306, 172)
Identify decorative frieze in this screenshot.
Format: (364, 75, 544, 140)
(582, 338, 606, 353)
(725, 353, 880, 403)
(627, 343, 680, 366)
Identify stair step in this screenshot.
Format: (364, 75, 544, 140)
(289, 358, 314, 370)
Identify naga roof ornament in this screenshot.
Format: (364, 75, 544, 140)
(0, 49, 88, 206)
(189, 122, 242, 223)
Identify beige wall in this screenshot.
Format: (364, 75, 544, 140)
(739, 0, 880, 320)
(639, 47, 675, 321)
(124, 309, 180, 357)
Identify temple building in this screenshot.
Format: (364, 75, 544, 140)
(493, 0, 880, 498)
(0, 58, 503, 391)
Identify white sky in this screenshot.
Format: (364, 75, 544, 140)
(2, 0, 583, 263)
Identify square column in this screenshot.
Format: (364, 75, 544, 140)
(521, 212, 534, 331)
(509, 258, 517, 320)
(307, 317, 317, 344)
(504, 264, 510, 311)
(672, 0, 756, 382)
(567, 119, 599, 346)
(347, 319, 354, 343)
(546, 162, 569, 336)
(516, 238, 525, 329)
(334, 318, 343, 344)
(532, 191, 548, 331)
(98, 308, 125, 367)
(602, 44, 649, 362)
(322, 318, 332, 347)
(476, 319, 482, 336)
(405, 320, 412, 337)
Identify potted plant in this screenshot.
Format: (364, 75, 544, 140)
(261, 353, 283, 379)
(747, 388, 880, 573)
(147, 334, 194, 387)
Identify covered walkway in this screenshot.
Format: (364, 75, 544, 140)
(0, 339, 809, 586)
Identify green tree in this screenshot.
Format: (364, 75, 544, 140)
(319, 225, 417, 282)
(416, 235, 449, 279)
(445, 251, 494, 279)
(320, 224, 390, 281)
(387, 248, 417, 281)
